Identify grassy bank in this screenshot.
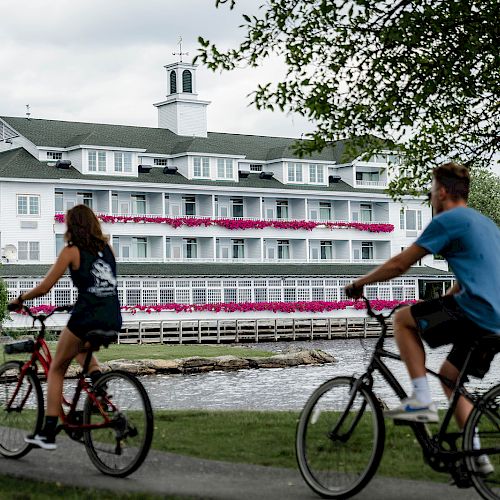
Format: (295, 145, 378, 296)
(152, 410, 450, 483)
(5, 343, 274, 363)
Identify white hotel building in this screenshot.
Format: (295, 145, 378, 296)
(0, 62, 452, 315)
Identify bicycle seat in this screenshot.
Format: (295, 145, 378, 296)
(475, 334, 500, 353)
(84, 330, 118, 349)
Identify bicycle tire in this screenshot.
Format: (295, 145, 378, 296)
(83, 370, 153, 477)
(296, 376, 385, 499)
(0, 360, 44, 458)
(464, 383, 500, 500)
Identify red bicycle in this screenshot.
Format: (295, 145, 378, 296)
(0, 304, 153, 477)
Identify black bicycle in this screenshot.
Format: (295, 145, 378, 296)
(296, 297, 500, 499)
(0, 304, 154, 477)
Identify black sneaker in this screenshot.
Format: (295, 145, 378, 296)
(25, 432, 57, 450)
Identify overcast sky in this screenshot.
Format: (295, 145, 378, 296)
(0, 0, 314, 139)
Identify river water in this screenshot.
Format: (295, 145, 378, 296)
(140, 339, 499, 411)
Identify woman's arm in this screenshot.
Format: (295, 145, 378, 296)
(11, 246, 77, 304)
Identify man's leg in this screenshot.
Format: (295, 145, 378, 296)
(439, 360, 472, 429)
(385, 306, 437, 421)
(393, 306, 426, 378)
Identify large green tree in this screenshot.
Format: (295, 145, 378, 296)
(197, 0, 500, 197)
(468, 168, 500, 226)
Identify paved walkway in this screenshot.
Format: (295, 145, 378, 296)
(0, 440, 480, 499)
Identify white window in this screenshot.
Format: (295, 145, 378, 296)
(47, 151, 62, 160)
(319, 202, 332, 221)
(55, 192, 63, 212)
(184, 238, 197, 259)
(112, 236, 120, 255)
(193, 157, 210, 178)
(17, 195, 40, 216)
(360, 203, 372, 222)
(276, 200, 289, 219)
(250, 164, 262, 172)
(288, 163, 303, 182)
(111, 194, 118, 214)
(133, 237, 147, 259)
(320, 241, 333, 260)
(183, 196, 196, 216)
(164, 195, 170, 216)
(18, 241, 40, 261)
(75, 192, 93, 208)
(277, 240, 290, 260)
(165, 238, 171, 258)
(231, 198, 244, 218)
(154, 158, 169, 166)
(114, 152, 132, 173)
(55, 234, 65, 255)
(217, 158, 233, 179)
(88, 151, 106, 172)
(361, 241, 374, 260)
(232, 239, 245, 259)
(309, 164, 324, 183)
(400, 209, 423, 231)
(132, 194, 146, 214)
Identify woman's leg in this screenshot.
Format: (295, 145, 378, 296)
(75, 351, 100, 375)
(46, 327, 82, 417)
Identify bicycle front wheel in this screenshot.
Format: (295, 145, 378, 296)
(83, 370, 153, 477)
(0, 361, 43, 458)
(464, 383, 500, 500)
(296, 376, 385, 499)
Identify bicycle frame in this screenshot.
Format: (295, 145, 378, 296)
(354, 298, 500, 472)
(6, 306, 118, 434)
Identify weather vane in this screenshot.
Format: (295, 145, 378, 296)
(172, 36, 189, 62)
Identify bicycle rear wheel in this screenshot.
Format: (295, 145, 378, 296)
(83, 370, 153, 477)
(296, 376, 385, 499)
(0, 361, 43, 458)
(464, 383, 500, 500)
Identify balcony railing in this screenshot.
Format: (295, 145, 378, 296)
(156, 257, 387, 264)
(355, 180, 387, 187)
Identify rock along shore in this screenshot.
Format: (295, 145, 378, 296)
(63, 349, 335, 377)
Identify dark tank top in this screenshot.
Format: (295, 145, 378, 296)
(67, 244, 122, 336)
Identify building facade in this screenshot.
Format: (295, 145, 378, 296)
(0, 62, 451, 314)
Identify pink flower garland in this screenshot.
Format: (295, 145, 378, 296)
(54, 214, 394, 233)
(27, 300, 414, 316)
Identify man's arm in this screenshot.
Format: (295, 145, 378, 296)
(445, 282, 460, 295)
(346, 244, 429, 297)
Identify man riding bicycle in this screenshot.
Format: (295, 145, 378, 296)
(346, 162, 500, 471)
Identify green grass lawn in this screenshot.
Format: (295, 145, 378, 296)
(4, 343, 274, 363)
(151, 410, 452, 483)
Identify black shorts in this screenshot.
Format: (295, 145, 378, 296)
(410, 295, 495, 378)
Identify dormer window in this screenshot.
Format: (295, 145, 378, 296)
(309, 164, 324, 183)
(114, 152, 132, 173)
(288, 163, 303, 183)
(217, 158, 233, 179)
(182, 70, 192, 93)
(47, 151, 62, 160)
(193, 156, 210, 178)
(88, 150, 106, 172)
(170, 71, 177, 94)
(154, 158, 168, 166)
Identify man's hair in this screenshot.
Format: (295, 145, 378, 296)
(432, 162, 470, 201)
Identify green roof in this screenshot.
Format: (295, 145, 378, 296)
(1, 116, 361, 163)
(0, 263, 452, 278)
(0, 147, 383, 194)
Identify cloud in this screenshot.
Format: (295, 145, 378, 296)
(0, 0, 313, 138)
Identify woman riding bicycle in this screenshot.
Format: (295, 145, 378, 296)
(9, 204, 122, 450)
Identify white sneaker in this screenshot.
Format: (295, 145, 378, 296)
(474, 454, 494, 476)
(385, 397, 439, 423)
(24, 433, 57, 450)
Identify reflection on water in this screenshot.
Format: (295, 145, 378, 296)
(140, 338, 499, 410)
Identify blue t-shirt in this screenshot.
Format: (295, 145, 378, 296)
(416, 207, 500, 334)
